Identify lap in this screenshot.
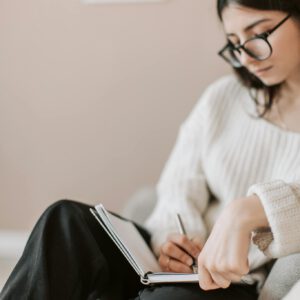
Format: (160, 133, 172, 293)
(134, 283, 258, 300)
(47, 201, 259, 300)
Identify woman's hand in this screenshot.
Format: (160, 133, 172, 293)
(197, 194, 268, 290)
(158, 234, 203, 273)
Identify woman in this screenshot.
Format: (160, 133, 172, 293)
(1, 0, 300, 299)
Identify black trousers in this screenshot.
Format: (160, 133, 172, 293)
(0, 200, 259, 300)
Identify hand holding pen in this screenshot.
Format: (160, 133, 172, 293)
(176, 213, 199, 273)
(158, 214, 203, 274)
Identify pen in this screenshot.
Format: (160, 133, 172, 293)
(176, 213, 198, 274)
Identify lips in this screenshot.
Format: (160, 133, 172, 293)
(253, 66, 273, 75)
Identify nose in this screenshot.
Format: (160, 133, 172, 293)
(238, 49, 257, 68)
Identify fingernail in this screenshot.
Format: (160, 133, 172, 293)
(187, 257, 193, 266)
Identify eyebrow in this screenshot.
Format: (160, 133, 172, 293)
(226, 18, 272, 37)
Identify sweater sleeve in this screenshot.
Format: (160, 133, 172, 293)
(247, 179, 300, 258)
(144, 86, 214, 256)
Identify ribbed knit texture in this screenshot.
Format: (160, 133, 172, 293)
(144, 74, 300, 287)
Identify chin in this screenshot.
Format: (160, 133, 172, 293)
(256, 75, 284, 87)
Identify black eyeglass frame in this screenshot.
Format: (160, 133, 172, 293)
(218, 14, 291, 67)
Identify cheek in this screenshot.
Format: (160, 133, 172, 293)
(255, 63, 287, 86)
(270, 38, 291, 61)
(272, 44, 300, 75)
(269, 26, 300, 71)
(259, 37, 300, 85)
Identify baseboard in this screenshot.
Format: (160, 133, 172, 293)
(0, 230, 29, 259)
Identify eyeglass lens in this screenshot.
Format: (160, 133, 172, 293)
(244, 38, 271, 59)
(224, 38, 272, 67)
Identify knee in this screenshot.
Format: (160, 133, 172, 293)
(49, 199, 75, 210)
(42, 199, 82, 223)
(48, 198, 75, 212)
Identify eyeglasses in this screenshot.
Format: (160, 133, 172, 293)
(218, 14, 291, 68)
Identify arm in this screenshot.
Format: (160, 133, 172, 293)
(247, 179, 300, 257)
(144, 86, 215, 257)
(197, 179, 300, 290)
(196, 194, 265, 290)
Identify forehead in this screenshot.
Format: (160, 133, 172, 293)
(222, 4, 283, 33)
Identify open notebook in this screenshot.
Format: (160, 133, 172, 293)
(90, 204, 255, 285)
(90, 204, 200, 285)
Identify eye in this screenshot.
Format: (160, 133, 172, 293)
(253, 31, 266, 37)
(250, 26, 271, 38)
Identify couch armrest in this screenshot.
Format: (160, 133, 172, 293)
(122, 186, 157, 225)
(259, 253, 300, 300)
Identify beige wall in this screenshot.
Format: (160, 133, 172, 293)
(0, 0, 230, 230)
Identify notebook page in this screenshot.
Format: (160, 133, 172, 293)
(90, 208, 142, 276)
(107, 212, 161, 274)
(96, 205, 161, 274)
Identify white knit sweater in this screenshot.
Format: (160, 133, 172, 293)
(144, 74, 300, 286)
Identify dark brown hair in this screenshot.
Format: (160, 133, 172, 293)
(217, 0, 300, 117)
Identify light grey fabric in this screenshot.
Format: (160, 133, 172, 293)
(122, 186, 157, 224)
(283, 279, 300, 299)
(124, 186, 300, 299)
(258, 253, 300, 300)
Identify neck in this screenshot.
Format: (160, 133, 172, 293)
(281, 69, 300, 105)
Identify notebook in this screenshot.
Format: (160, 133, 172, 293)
(90, 204, 254, 285)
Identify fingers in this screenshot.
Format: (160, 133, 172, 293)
(161, 240, 194, 266)
(191, 236, 204, 252)
(158, 253, 192, 273)
(197, 256, 248, 290)
(158, 254, 171, 272)
(210, 271, 231, 289)
(158, 234, 204, 274)
(199, 268, 245, 289)
(198, 264, 220, 290)
(168, 234, 200, 259)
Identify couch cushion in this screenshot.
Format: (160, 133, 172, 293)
(259, 253, 300, 300)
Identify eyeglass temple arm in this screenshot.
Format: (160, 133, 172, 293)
(267, 13, 291, 35)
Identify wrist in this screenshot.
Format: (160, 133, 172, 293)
(231, 195, 269, 233)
